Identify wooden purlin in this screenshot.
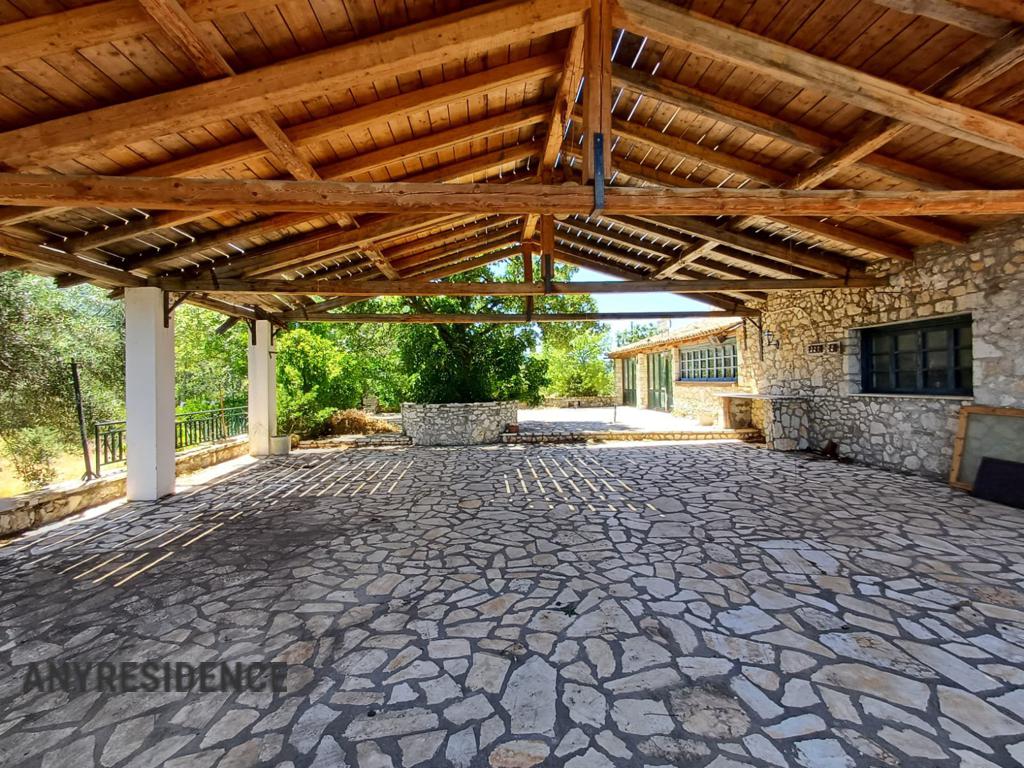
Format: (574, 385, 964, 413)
(154, 276, 886, 296)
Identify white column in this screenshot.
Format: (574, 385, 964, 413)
(247, 320, 277, 456)
(125, 287, 176, 501)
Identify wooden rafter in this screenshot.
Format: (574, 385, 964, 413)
(614, 0, 1024, 159)
(0, 0, 586, 168)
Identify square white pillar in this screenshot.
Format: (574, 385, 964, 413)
(125, 287, 176, 501)
(248, 320, 277, 456)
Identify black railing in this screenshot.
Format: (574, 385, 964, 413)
(94, 406, 248, 473)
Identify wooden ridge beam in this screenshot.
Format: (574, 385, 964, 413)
(154, 276, 885, 296)
(290, 310, 757, 323)
(614, 0, 1024, 159)
(0, 0, 586, 167)
(4, 173, 1020, 217)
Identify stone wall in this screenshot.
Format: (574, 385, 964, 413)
(401, 402, 518, 446)
(747, 217, 1024, 477)
(535, 396, 616, 408)
(0, 437, 249, 538)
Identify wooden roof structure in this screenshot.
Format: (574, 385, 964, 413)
(2, 0, 1024, 323)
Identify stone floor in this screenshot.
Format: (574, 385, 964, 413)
(1, 441, 1024, 767)
(518, 406, 714, 434)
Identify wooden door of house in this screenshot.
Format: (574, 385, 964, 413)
(623, 358, 637, 406)
(646, 351, 673, 411)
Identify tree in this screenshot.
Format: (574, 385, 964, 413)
(616, 321, 661, 347)
(540, 326, 614, 397)
(275, 328, 361, 434)
(0, 272, 124, 444)
(365, 263, 549, 404)
(174, 305, 248, 412)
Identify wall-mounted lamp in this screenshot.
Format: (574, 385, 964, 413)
(763, 330, 781, 350)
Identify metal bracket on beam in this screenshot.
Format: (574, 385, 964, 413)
(592, 132, 605, 214)
(163, 291, 192, 328)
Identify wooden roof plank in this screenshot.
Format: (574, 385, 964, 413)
(614, 0, 1024, 159)
(0, 0, 586, 167)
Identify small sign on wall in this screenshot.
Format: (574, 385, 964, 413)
(807, 341, 842, 355)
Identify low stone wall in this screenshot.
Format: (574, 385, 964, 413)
(533, 396, 616, 408)
(402, 401, 518, 446)
(0, 437, 249, 538)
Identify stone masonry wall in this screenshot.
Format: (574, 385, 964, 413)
(0, 437, 249, 538)
(401, 402, 518, 446)
(747, 217, 1024, 477)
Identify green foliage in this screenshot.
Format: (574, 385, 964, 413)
(616, 322, 661, 347)
(0, 272, 124, 443)
(174, 305, 248, 412)
(1, 427, 62, 489)
(384, 264, 549, 404)
(540, 327, 614, 397)
(275, 328, 361, 435)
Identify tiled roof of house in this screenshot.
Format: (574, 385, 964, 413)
(608, 318, 743, 358)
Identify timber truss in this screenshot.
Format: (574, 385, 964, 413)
(2, 0, 1024, 323)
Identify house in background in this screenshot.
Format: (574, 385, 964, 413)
(609, 318, 756, 428)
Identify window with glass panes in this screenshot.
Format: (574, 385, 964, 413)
(679, 342, 738, 382)
(861, 316, 972, 396)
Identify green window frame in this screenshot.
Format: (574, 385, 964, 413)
(679, 341, 738, 382)
(860, 315, 972, 396)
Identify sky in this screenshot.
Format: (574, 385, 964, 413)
(570, 266, 716, 337)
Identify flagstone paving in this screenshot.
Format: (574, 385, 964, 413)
(1, 441, 1024, 767)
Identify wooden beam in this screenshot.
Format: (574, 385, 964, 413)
(0, 233, 145, 287)
(5, 173, 1020, 216)
(155, 276, 887, 295)
(613, 0, 1024, 159)
(551, 246, 747, 311)
(291, 310, 757, 323)
(0, 0, 587, 167)
(128, 144, 537, 274)
(2, 53, 561, 229)
(523, 25, 586, 242)
(871, 0, 1012, 36)
(583, 0, 613, 182)
(0, 0, 283, 69)
(584, 149, 915, 261)
(608, 114, 965, 244)
(606, 215, 861, 277)
(611, 64, 969, 191)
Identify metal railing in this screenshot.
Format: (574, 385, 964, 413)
(94, 405, 248, 473)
